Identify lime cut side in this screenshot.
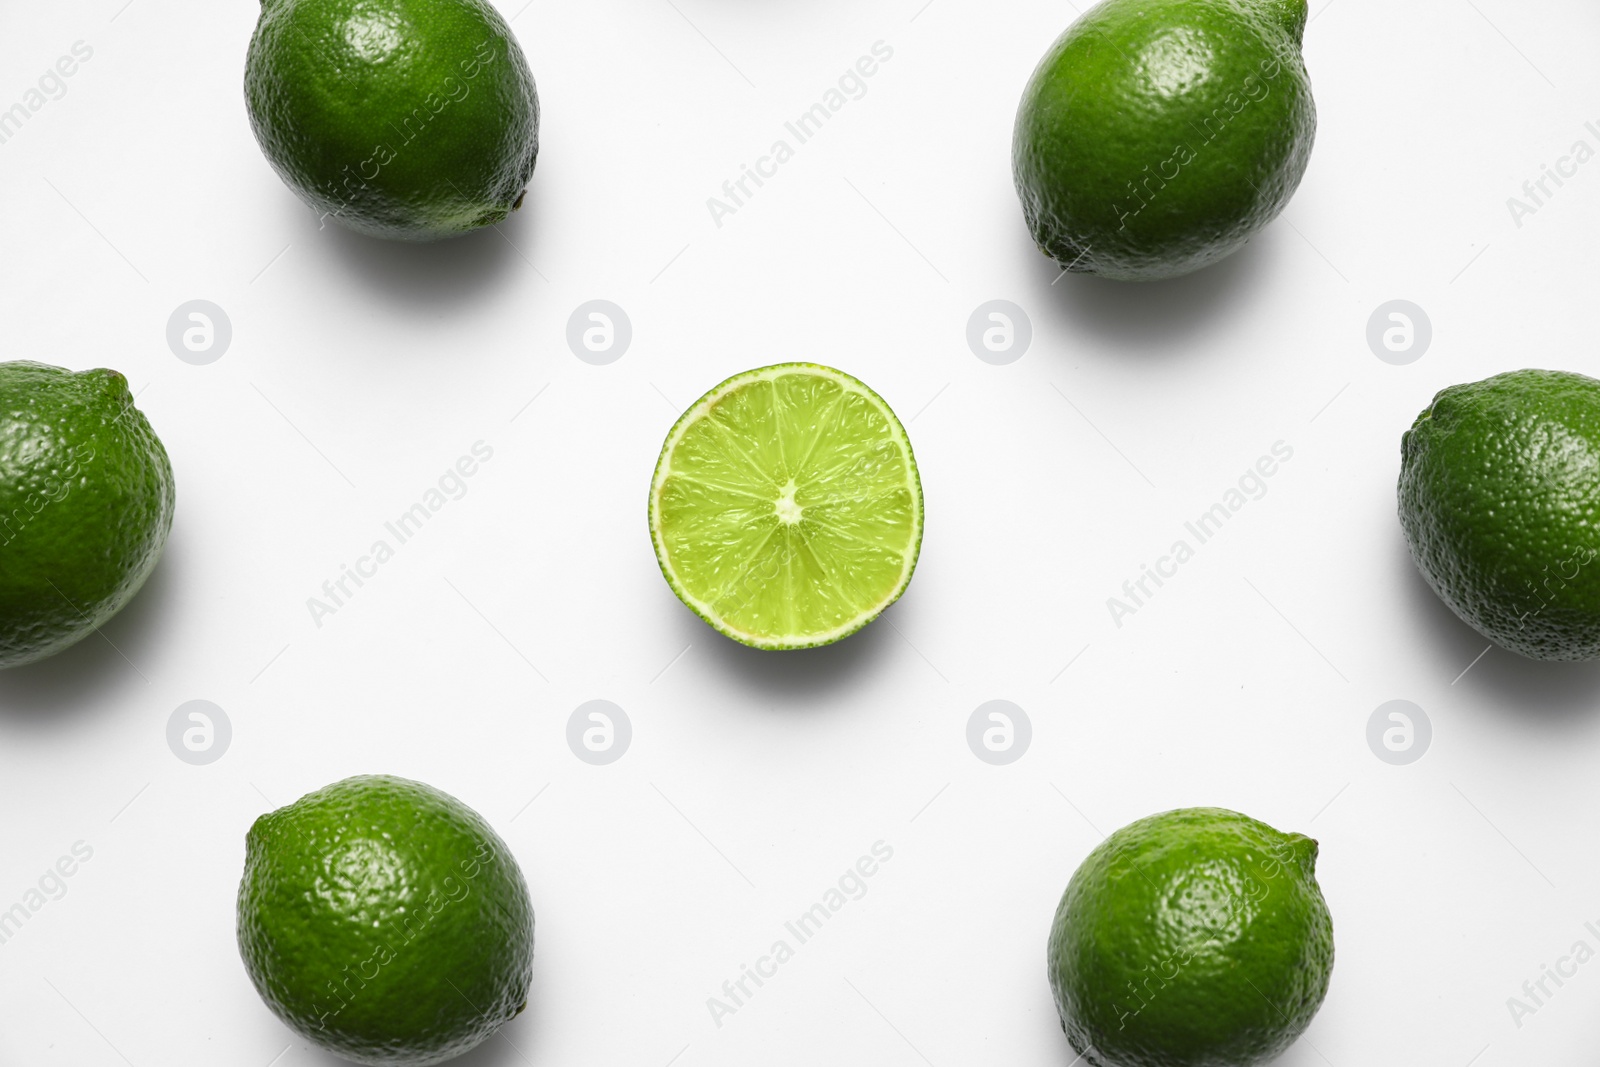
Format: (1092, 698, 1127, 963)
(649, 364, 923, 650)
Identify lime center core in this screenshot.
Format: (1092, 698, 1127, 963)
(774, 480, 804, 525)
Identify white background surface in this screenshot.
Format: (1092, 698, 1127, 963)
(2, 0, 1600, 1064)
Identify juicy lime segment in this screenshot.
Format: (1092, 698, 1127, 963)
(649, 364, 923, 649)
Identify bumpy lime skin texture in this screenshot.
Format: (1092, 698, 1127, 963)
(238, 776, 535, 1067)
(1400, 369, 1600, 661)
(1048, 808, 1334, 1067)
(0, 362, 173, 669)
(246, 0, 539, 241)
(1013, 0, 1315, 281)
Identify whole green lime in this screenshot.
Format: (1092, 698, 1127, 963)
(1013, 0, 1315, 281)
(1400, 369, 1600, 661)
(245, 0, 539, 241)
(0, 362, 173, 670)
(1048, 807, 1334, 1067)
(237, 775, 535, 1066)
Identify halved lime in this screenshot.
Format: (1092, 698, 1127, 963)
(649, 364, 923, 650)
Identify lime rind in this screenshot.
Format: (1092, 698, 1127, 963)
(649, 363, 923, 650)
